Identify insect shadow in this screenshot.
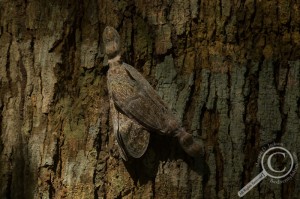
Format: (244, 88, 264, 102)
(122, 133, 210, 187)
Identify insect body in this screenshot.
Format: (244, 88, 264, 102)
(103, 26, 202, 160)
(107, 63, 150, 160)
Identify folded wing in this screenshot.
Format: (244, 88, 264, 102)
(112, 63, 180, 135)
(109, 98, 150, 160)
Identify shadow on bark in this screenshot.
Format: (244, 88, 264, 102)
(0, 140, 36, 198)
(123, 133, 210, 186)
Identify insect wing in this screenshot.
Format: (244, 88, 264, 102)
(110, 97, 150, 160)
(119, 118, 150, 158)
(109, 98, 128, 160)
(113, 63, 180, 134)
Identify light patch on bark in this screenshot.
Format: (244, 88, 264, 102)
(81, 40, 98, 69)
(34, 37, 59, 113)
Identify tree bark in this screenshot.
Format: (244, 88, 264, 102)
(0, 0, 299, 198)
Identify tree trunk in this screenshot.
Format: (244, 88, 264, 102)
(0, 0, 299, 198)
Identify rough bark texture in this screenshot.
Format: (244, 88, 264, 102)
(0, 0, 299, 199)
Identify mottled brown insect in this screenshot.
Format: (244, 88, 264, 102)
(103, 26, 202, 160)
